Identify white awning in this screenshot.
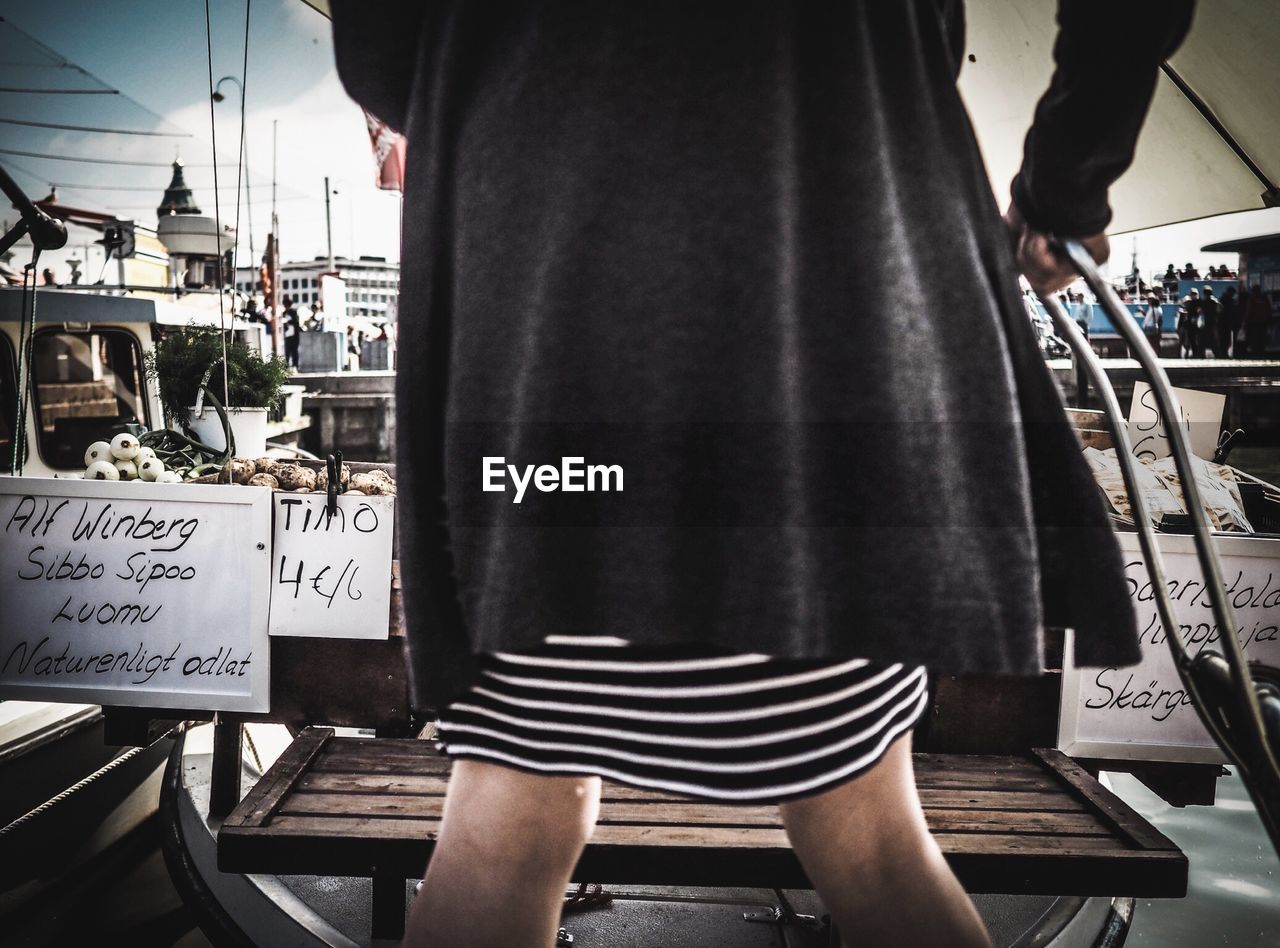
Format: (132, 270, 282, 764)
(305, 0, 1275, 235)
(960, 0, 1278, 234)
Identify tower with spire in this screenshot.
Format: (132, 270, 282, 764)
(155, 157, 235, 289)
(157, 159, 201, 218)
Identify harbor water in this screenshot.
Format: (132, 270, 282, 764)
(1117, 769, 1280, 946)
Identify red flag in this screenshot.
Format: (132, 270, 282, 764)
(363, 110, 407, 191)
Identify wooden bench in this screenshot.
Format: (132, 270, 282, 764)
(218, 727, 1187, 940)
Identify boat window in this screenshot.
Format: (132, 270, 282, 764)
(0, 332, 21, 468)
(30, 328, 150, 469)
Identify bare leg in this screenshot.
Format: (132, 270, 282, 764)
(780, 733, 991, 948)
(405, 760, 601, 947)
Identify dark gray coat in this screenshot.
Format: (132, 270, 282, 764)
(333, 1, 1193, 709)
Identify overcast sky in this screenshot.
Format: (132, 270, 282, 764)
(3, 0, 1277, 285)
(1, 0, 400, 276)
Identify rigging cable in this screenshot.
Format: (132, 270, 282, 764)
(46, 182, 261, 192)
(230, 0, 252, 279)
(204, 0, 231, 459)
(0, 86, 119, 94)
(9, 259, 37, 476)
(0, 147, 233, 168)
(0, 116, 191, 136)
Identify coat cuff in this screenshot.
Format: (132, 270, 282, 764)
(1010, 172, 1113, 239)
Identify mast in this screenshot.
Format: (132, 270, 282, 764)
(324, 175, 334, 273)
(270, 119, 281, 358)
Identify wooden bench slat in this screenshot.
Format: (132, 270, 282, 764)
(920, 790, 1089, 812)
(924, 810, 1111, 836)
(914, 753, 1052, 773)
(314, 745, 1055, 777)
(912, 772, 1062, 792)
(314, 745, 1063, 791)
(294, 771, 1089, 813)
(308, 752, 1067, 791)
(298, 772, 448, 796)
(277, 791, 1111, 837)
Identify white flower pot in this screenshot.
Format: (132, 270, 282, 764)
(187, 406, 269, 458)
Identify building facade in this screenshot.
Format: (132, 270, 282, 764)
(235, 255, 399, 322)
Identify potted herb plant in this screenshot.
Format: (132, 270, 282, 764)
(146, 325, 290, 458)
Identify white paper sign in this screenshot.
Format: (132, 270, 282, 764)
(268, 493, 393, 639)
(1127, 381, 1226, 462)
(1059, 532, 1280, 763)
(0, 477, 271, 712)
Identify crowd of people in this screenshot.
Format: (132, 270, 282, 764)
(1046, 260, 1274, 361)
(1171, 283, 1272, 358)
(1162, 261, 1238, 282)
(239, 294, 391, 371)
(1149, 261, 1270, 359)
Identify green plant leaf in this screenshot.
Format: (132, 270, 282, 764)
(145, 323, 290, 425)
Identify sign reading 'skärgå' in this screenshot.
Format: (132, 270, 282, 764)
(0, 477, 271, 711)
(1059, 532, 1280, 763)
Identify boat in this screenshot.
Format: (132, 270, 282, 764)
(0, 701, 174, 921)
(0, 286, 310, 479)
(0, 265, 305, 932)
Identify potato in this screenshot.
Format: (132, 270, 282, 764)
(253, 457, 281, 478)
(227, 458, 257, 484)
(248, 473, 280, 489)
(275, 464, 317, 491)
(315, 463, 352, 493)
(351, 472, 396, 496)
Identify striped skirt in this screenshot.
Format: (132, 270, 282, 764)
(436, 637, 930, 804)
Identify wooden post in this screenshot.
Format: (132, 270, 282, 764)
(371, 872, 406, 941)
(209, 718, 243, 819)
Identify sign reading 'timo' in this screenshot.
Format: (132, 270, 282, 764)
(268, 492, 393, 640)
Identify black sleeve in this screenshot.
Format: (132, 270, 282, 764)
(330, 0, 429, 133)
(1011, 0, 1195, 237)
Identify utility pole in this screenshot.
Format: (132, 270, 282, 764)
(324, 175, 335, 273)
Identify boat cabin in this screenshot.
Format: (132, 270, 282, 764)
(0, 287, 265, 478)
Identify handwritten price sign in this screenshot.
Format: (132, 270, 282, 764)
(1059, 532, 1280, 763)
(0, 477, 271, 711)
(1127, 381, 1225, 462)
(268, 493, 393, 639)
